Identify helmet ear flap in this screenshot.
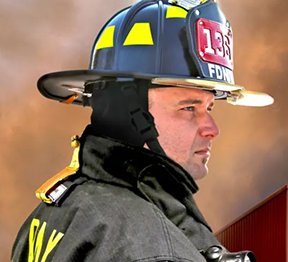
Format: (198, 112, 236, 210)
(89, 80, 162, 150)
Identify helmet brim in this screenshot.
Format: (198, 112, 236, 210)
(37, 69, 274, 107)
(152, 77, 274, 107)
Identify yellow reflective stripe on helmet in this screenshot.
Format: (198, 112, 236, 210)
(166, 6, 188, 18)
(124, 22, 154, 46)
(95, 25, 115, 50)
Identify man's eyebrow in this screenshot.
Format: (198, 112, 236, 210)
(177, 99, 215, 109)
(177, 99, 203, 105)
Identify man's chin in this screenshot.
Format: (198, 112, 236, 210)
(185, 163, 208, 180)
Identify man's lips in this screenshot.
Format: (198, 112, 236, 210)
(194, 148, 211, 157)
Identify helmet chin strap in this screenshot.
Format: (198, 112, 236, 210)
(120, 80, 166, 156)
(146, 139, 166, 156)
(88, 79, 166, 156)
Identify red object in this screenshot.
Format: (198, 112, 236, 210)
(196, 18, 233, 70)
(216, 185, 288, 262)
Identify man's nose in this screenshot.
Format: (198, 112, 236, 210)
(198, 113, 220, 138)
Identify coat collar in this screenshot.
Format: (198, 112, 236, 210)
(79, 133, 199, 195)
(78, 130, 211, 231)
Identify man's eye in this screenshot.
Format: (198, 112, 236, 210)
(182, 106, 195, 112)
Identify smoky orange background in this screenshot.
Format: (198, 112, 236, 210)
(1, 0, 287, 261)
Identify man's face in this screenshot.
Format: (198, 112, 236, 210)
(148, 87, 219, 180)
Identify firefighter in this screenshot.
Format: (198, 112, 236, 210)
(12, 0, 272, 261)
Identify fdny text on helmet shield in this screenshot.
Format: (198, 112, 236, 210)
(207, 63, 234, 84)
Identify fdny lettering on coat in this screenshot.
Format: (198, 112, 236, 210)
(28, 218, 64, 262)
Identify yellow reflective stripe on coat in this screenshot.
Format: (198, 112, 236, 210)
(124, 22, 154, 46)
(95, 25, 115, 50)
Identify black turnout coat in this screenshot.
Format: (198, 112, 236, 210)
(12, 134, 220, 262)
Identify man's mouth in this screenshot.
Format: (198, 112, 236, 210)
(194, 148, 211, 158)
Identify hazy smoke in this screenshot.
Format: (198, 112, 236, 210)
(1, 0, 287, 260)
